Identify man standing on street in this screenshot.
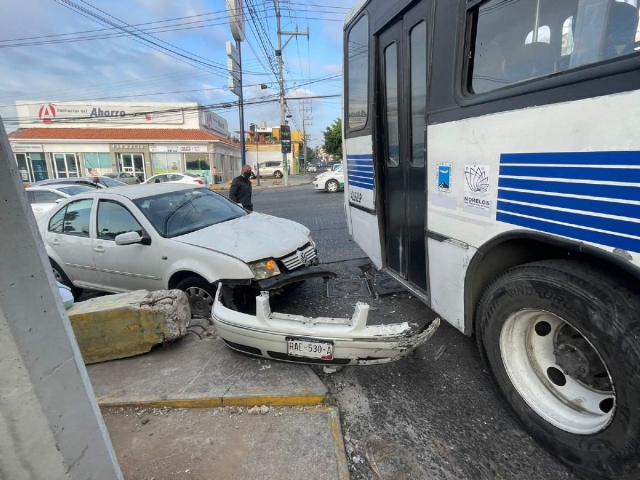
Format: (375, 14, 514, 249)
(229, 164, 253, 211)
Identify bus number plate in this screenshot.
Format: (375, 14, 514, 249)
(350, 191, 363, 204)
(287, 337, 334, 360)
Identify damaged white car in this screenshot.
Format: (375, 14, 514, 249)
(38, 183, 438, 364)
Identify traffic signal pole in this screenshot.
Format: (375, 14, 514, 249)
(273, 0, 308, 186)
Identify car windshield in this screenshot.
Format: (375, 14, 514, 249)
(100, 177, 126, 187)
(184, 173, 199, 178)
(334, 165, 343, 172)
(55, 185, 94, 195)
(133, 188, 247, 238)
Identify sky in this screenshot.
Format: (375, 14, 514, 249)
(0, 0, 354, 147)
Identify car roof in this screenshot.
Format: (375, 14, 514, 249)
(75, 183, 200, 200)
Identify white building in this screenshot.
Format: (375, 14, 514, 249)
(9, 101, 241, 184)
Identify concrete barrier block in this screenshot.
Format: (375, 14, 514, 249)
(67, 290, 191, 364)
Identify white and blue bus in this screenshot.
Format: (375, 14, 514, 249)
(343, 0, 640, 477)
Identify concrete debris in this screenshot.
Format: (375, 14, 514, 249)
(68, 289, 191, 364)
(259, 405, 270, 415)
(247, 406, 260, 415)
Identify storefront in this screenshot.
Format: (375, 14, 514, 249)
(9, 101, 240, 184)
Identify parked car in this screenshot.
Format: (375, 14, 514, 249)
(307, 164, 317, 173)
(32, 176, 127, 189)
(327, 161, 342, 171)
(144, 172, 208, 186)
(104, 172, 141, 185)
(312, 165, 344, 193)
(37, 184, 322, 317)
(256, 161, 285, 179)
(26, 184, 95, 219)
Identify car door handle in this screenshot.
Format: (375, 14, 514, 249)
(51, 239, 60, 246)
(94, 246, 105, 253)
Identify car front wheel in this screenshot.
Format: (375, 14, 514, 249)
(273, 170, 283, 179)
(476, 260, 640, 480)
(325, 180, 339, 193)
(176, 276, 217, 318)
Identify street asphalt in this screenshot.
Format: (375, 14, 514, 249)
(226, 182, 578, 480)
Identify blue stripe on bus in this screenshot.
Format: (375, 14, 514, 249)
(346, 165, 374, 172)
(498, 177, 640, 201)
(348, 174, 374, 183)
(500, 166, 640, 183)
(501, 151, 640, 166)
(497, 201, 640, 237)
(498, 189, 640, 219)
(348, 173, 373, 183)
(349, 180, 374, 190)
(347, 154, 374, 160)
(497, 212, 640, 253)
(347, 161, 374, 168)
(347, 171, 374, 179)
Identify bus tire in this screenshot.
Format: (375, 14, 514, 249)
(476, 259, 640, 480)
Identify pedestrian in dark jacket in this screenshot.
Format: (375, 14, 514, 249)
(229, 165, 253, 211)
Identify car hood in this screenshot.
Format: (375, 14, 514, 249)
(172, 213, 311, 263)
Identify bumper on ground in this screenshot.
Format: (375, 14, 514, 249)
(212, 289, 440, 366)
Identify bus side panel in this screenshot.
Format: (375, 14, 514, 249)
(345, 135, 383, 268)
(426, 91, 640, 333)
(427, 239, 477, 333)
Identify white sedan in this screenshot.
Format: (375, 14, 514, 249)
(27, 184, 95, 219)
(312, 165, 344, 193)
(145, 172, 209, 187)
(38, 184, 437, 364)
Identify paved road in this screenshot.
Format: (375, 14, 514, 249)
(243, 185, 578, 480)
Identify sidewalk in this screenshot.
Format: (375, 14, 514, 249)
(210, 174, 313, 191)
(102, 406, 349, 480)
(87, 334, 327, 408)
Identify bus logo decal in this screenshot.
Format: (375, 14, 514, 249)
(464, 165, 490, 194)
(437, 163, 452, 193)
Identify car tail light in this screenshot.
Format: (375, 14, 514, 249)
(194, 179, 204, 185)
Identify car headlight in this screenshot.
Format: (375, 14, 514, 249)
(249, 259, 281, 280)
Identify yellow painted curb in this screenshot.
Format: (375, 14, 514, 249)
(329, 408, 350, 480)
(96, 397, 223, 409)
(97, 394, 326, 409)
(222, 394, 327, 407)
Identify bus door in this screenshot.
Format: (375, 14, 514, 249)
(378, 2, 429, 292)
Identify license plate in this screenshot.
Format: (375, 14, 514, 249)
(286, 337, 334, 360)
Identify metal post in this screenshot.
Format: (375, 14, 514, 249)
(302, 114, 307, 175)
(237, 39, 247, 167)
(256, 143, 260, 186)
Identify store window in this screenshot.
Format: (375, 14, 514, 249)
(470, 0, 640, 94)
(54, 153, 80, 178)
(85, 153, 112, 176)
(152, 153, 182, 174)
(185, 153, 211, 183)
(15, 153, 49, 182)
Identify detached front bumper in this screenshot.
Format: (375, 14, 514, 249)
(212, 289, 440, 366)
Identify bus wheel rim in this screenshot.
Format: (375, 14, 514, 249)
(500, 309, 615, 435)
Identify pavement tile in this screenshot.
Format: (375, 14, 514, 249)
(87, 336, 327, 408)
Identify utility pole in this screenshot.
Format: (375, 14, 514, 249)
(301, 101, 312, 174)
(273, 0, 308, 186)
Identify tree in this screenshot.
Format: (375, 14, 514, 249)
(323, 118, 342, 159)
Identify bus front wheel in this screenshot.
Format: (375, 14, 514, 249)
(476, 259, 640, 480)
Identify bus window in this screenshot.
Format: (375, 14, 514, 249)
(410, 21, 427, 167)
(347, 16, 369, 130)
(470, 0, 640, 94)
(384, 42, 400, 167)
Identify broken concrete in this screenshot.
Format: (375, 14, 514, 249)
(68, 290, 191, 364)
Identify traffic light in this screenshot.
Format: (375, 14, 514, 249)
(280, 125, 291, 154)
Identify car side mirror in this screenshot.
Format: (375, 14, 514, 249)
(115, 231, 143, 246)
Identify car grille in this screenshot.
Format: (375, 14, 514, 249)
(280, 244, 317, 271)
